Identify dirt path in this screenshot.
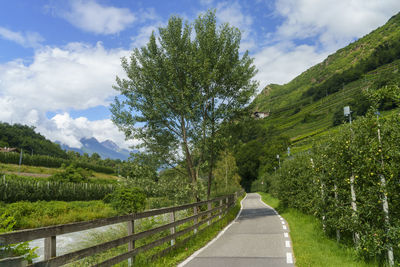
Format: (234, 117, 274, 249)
(4, 171, 51, 178)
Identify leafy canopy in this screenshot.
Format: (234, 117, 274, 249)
(111, 10, 257, 195)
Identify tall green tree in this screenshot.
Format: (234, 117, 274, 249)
(111, 10, 257, 200)
(193, 11, 258, 198)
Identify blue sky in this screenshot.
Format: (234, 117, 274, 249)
(0, 0, 399, 149)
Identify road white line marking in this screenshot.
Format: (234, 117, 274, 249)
(286, 252, 293, 264)
(281, 221, 285, 225)
(178, 194, 247, 267)
(283, 225, 287, 230)
(280, 217, 284, 221)
(285, 240, 291, 248)
(284, 232, 289, 238)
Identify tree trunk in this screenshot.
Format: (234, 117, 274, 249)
(181, 116, 198, 201)
(207, 97, 215, 200)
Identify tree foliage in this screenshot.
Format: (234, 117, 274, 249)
(213, 150, 241, 195)
(104, 187, 146, 214)
(111, 10, 257, 199)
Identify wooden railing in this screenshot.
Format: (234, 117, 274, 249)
(0, 190, 244, 267)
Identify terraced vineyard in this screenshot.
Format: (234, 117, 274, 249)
(256, 59, 400, 154)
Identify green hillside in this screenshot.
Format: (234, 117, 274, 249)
(251, 12, 400, 150)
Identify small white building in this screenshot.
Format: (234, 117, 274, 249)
(253, 111, 270, 119)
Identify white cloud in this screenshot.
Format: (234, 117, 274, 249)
(130, 24, 159, 49)
(274, 0, 400, 49)
(200, 0, 214, 5)
(0, 42, 135, 148)
(253, 42, 328, 88)
(36, 113, 137, 149)
(137, 8, 159, 23)
(62, 0, 136, 35)
(216, 1, 256, 52)
(0, 26, 43, 48)
(0, 42, 127, 111)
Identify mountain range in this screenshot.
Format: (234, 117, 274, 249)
(59, 137, 132, 161)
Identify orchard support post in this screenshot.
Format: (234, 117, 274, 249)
(127, 220, 135, 266)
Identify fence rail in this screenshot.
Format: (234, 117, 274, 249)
(0, 190, 244, 267)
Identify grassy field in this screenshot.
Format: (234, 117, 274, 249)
(258, 192, 377, 267)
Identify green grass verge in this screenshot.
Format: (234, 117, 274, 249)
(1, 200, 117, 229)
(258, 192, 376, 267)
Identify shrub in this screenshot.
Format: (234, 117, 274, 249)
(104, 187, 146, 214)
(0, 212, 38, 263)
(49, 164, 92, 183)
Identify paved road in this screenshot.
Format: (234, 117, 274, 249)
(180, 193, 294, 267)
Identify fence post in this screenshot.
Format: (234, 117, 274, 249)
(219, 199, 223, 219)
(225, 196, 229, 214)
(170, 211, 176, 246)
(44, 236, 56, 260)
(127, 219, 135, 266)
(193, 206, 198, 234)
(207, 202, 212, 226)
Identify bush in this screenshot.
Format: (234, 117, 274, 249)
(49, 164, 92, 183)
(104, 187, 146, 214)
(0, 212, 38, 263)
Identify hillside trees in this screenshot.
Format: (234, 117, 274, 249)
(304, 34, 400, 102)
(0, 122, 67, 158)
(111, 10, 257, 200)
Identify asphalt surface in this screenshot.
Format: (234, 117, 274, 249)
(180, 193, 294, 267)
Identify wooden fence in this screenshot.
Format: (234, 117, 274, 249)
(0, 190, 244, 266)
